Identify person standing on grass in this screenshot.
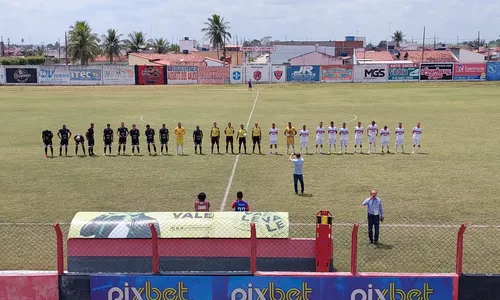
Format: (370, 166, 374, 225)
(395, 123, 405, 153)
(103, 124, 113, 156)
(315, 122, 326, 154)
(159, 124, 169, 155)
(232, 191, 250, 211)
(252, 122, 262, 154)
(210, 122, 220, 154)
(284, 122, 297, 154)
(269, 123, 279, 154)
(195, 192, 210, 212)
(130, 124, 140, 155)
(248, 79, 252, 91)
(193, 125, 203, 154)
(74, 133, 86, 156)
(362, 189, 384, 245)
(289, 152, 304, 194)
(174, 122, 186, 155)
(117, 122, 129, 155)
(58, 124, 72, 156)
(237, 124, 247, 154)
(225, 122, 235, 154)
(412, 122, 422, 154)
(86, 123, 95, 156)
(42, 129, 54, 157)
(145, 124, 157, 155)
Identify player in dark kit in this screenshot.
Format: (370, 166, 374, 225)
(74, 133, 86, 156)
(145, 124, 157, 155)
(117, 122, 129, 155)
(159, 124, 169, 155)
(130, 124, 140, 155)
(42, 129, 54, 157)
(57, 125, 72, 156)
(103, 124, 114, 156)
(86, 123, 95, 156)
(193, 125, 203, 154)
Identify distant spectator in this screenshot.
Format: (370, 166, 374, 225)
(194, 192, 210, 212)
(232, 191, 250, 212)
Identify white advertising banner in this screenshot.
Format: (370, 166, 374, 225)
(271, 65, 286, 83)
(230, 66, 243, 84)
(102, 65, 135, 85)
(0, 66, 5, 85)
(244, 64, 271, 83)
(353, 64, 388, 82)
(69, 66, 103, 85)
(38, 66, 71, 85)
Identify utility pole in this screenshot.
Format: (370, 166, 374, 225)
(421, 26, 426, 63)
(477, 31, 481, 50)
(457, 36, 459, 47)
(65, 31, 68, 65)
(433, 35, 436, 49)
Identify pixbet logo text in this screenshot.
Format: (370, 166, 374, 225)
(350, 282, 434, 300)
(230, 282, 312, 300)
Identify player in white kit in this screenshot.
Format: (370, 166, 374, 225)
(380, 125, 390, 153)
(299, 125, 309, 154)
(367, 120, 379, 154)
(314, 122, 326, 154)
(395, 123, 405, 153)
(339, 123, 349, 154)
(269, 123, 279, 154)
(327, 121, 338, 154)
(412, 122, 422, 153)
(354, 121, 364, 154)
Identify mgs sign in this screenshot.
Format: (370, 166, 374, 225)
(365, 68, 385, 78)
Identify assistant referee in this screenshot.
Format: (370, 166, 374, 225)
(225, 122, 235, 154)
(252, 122, 262, 154)
(210, 121, 220, 154)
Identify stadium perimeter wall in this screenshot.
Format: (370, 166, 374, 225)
(1, 62, 499, 86)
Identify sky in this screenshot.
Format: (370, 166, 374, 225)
(0, 0, 499, 46)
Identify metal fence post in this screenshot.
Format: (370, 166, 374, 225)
(54, 223, 64, 275)
(455, 223, 467, 275)
(149, 224, 159, 274)
(351, 223, 359, 275)
(250, 222, 257, 274)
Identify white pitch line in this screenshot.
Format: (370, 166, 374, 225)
(140, 113, 156, 125)
(220, 90, 261, 212)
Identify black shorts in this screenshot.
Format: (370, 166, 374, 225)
(44, 140, 52, 146)
(147, 138, 155, 145)
(119, 137, 127, 145)
(104, 139, 112, 146)
(226, 136, 234, 143)
(60, 139, 68, 146)
(132, 138, 139, 146)
(252, 136, 261, 143)
(211, 137, 219, 145)
(194, 138, 202, 145)
(75, 140, 84, 146)
(160, 138, 168, 145)
(88, 138, 95, 147)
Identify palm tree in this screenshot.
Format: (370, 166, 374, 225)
(392, 30, 405, 47)
(101, 29, 123, 63)
(151, 38, 169, 54)
(67, 21, 100, 65)
(201, 14, 232, 61)
(125, 31, 149, 53)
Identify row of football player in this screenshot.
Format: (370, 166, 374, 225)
(41, 121, 423, 157)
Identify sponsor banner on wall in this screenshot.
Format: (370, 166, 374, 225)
(420, 63, 453, 81)
(137, 66, 165, 85)
(0, 66, 5, 84)
(230, 66, 243, 84)
(353, 64, 388, 82)
(90, 275, 454, 300)
(102, 65, 135, 85)
(245, 64, 271, 83)
(5, 66, 38, 84)
(286, 65, 320, 82)
(387, 63, 420, 81)
(453, 63, 486, 81)
(198, 66, 229, 84)
(486, 62, 500, 81)
(69, 66, 103, 85)
(320, 65, 353, 82)
(38, 66, 70, 85)
(69, 211, 289, 238)
(271, 65, 286, 83)
(167, 66, 198, 84)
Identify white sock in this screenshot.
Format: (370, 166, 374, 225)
(374, 146, 377, 152)
(402, 145, 404, 152)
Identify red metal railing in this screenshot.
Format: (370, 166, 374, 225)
(350, 224, 359, 275)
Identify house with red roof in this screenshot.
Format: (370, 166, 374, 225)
(128, 53, 225, 67)
(288, 51, 349, 66)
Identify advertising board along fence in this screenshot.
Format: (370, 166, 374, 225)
(353, 64, 388, 82)
(320, 65, 353, 83)
(286, 65, 320, 82)
(38, 66, 71, 85)
(5, 66, 38, 85)
(69, 66, 103, 85)
(420, 63, 453, 81)
(0, 66, 6, 85)
(102, 65, 135, 85)
(245, 64, 271, 83)
(271, 65, 286, 83)
(230, 66, 243, 84)
(167, 66, 198, 85)
(387, 63, 420, 82)
(198, 66, 229, 84)
(453, 63, 486, 81)
(137, 65, 166, 85)
(486, 62, 500, 81)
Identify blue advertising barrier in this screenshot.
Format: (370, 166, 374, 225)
(486, 62, 500, 81)
(90, 275, 454, 299)
(286, 66, 320, 82)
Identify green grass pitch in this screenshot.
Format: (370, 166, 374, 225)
(0, 82, 499, 273)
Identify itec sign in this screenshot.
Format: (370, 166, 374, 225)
(69, 66, 103, 85)
(354, 64, 388, 82)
